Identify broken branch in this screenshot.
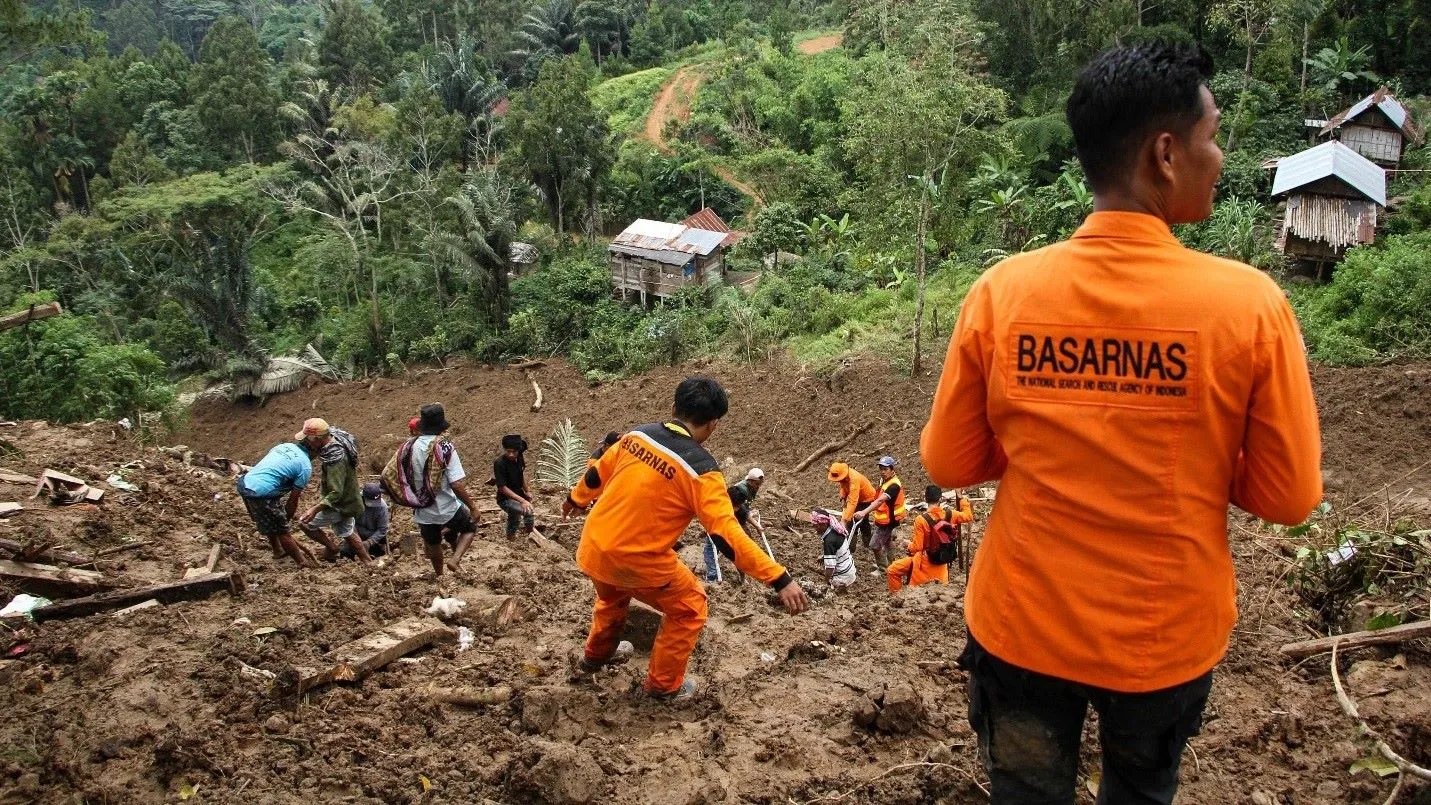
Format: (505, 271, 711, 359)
(1279, 619, 1431, 658)
(527, 371, 543, 412)
(1330, 643, 1431, 782)
(793, 423, 874, 474)
(0, 537, 95, 567)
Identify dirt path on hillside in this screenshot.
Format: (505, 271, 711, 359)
(1, 358, 1429, 804)
(798, 33, 844, 55)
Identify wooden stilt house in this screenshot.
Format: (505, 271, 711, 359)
(608, 216, 733, 305)
(1318, 87, 1423, 168)
(1271, 140, 1386, 274)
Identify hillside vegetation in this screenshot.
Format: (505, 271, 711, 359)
(2, 0, 1430, 423)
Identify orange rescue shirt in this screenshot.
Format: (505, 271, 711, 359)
(571, 421, 792, 591)
(840, 469, 878, 523)
(921, 211, 1322, 692)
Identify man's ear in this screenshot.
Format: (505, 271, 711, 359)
(1152, 131, 1178, 184)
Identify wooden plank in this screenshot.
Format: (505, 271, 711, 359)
(112, 599, 159, 617)
(0, 537, 94, 566)
(184, 544, 223, 579)
(0, 559, 112, 593)
(31, 571, 244, 622)
(1279, 619, 1431, 658)
(0, 502, 21, 517)
(294, 617, 453, 693)
(0, 470, 38, 485)
(0, 302, 62, 333)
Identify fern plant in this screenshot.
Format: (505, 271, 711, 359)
(536, 419, 588, 490)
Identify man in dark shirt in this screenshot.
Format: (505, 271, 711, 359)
(495, 434, 535, 538)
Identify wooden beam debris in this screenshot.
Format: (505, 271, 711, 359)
(184, 544, 222, 579)
(290, 617, 454, 694)
(0, 538, 95, 567)
(1280, 619, 1431, 659)
(31, 571, 244, 622)
(0, 302, 62, 333)
(0, 502, 22, 518)
(34, 470, 103, 505)
(0, 559, 112, 593)
(0, 470, 38, 485)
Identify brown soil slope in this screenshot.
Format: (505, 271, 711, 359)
(0, 357, 1424, 804)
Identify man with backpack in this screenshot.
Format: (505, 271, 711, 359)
(562, 377, 809, 701)
(856, 456, 906, 570)
(887, 485, 972, 592)
(921, 44, 1321, 803)
(386, 404, 480, 577)
(297, 419, 371, 564)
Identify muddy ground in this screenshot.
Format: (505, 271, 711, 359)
(1, 356, 1428, 804)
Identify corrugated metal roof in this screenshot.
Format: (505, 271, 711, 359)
(680, 208, 731, 233)
(1321, 87, 1420, 141)
(610, 218, 728, 260)
(610, 243, 696, 266)
(1271, 141, 1386, 206)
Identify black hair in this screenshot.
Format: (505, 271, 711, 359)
(925, 484, 942, 504)
(1066, 42, 1214, 192)
(603, 431, 620, 446)
(673, 376, 729, 425)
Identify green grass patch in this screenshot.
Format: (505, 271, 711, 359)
(591, 67, 671, 134)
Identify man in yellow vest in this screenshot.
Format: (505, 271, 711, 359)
(855, 456, 905, 570)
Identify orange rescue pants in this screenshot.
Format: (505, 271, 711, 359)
(887, 555, 948, 593)
(584, 563, 708, 694)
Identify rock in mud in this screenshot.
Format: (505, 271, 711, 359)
(875, 681, 925, 734)
(510, 740, 605, 805)
(521, 687, 562, 733)
(264, 714, 290, 734)
(853, 681, 927, 734)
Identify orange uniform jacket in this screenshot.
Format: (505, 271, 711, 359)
(840, 469, 878, 523)
(921, 212, 1322, 692)
(906, 499, 974, 585)
(571, 422, 792, 591)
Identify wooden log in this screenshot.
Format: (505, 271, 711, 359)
(293, 617, 455, 693)
(792, 422, 874, 473)
(0, 537, 95, 567)
(459, 593, 523, 630)
(1279, 619, 1431, 659)
(31, 571, 244, 622)
(0, 302, 62, 333)
(527, 372, 543, 413)
(0, 559, 112, 593)
(509, 359, 546, 371)
(431, 685, 513, 707)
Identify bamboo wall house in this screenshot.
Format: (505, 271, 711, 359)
(1271, 140, 1386, 273)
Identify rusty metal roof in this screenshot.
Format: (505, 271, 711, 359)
(609, 218, 729, 264)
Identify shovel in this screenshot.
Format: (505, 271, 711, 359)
(751, 509, 775, 561)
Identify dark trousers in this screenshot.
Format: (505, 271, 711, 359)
(960, 633, 1211, 805)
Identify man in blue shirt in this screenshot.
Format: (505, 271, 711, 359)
(236, 418, 325, 567)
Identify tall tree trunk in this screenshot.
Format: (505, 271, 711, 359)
(912, 189, 929, 377)
(1300, 20, 1310, 107)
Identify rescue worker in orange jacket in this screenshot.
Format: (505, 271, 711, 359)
(855, 456, 906, 569)
(828, 462, 877, 558)
(921, 44, 1321, 803)
(563, 377, 809, 700)
(887, 485, 972, 592)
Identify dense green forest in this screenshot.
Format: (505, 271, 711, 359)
(2, 0, 1430, 422)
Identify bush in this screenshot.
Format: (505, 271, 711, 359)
(1299, 233, 1431, 365)
(0, 303, 175, 423)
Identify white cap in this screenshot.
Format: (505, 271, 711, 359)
(745, 467, 765, 480)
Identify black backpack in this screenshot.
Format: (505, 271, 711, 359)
(923, 508, 960, 566)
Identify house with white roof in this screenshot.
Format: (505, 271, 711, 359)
(1271, 140, 1386, 272)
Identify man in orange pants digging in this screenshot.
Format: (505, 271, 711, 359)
(562, 376, 810, 700)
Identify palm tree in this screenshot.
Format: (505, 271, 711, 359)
(511, 0, 581, 74)
(426, 33, 505, 170)
(423, 169, 519, 330)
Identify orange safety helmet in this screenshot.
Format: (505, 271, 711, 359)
(828, 462, 849, 482)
